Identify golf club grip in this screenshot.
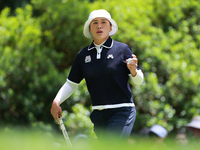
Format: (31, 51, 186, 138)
(59, 117, 72, 148)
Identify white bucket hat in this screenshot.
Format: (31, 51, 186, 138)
(83, 9, 118, 39)
(149, 124, 168, 138)
(185, 116, 200, 129)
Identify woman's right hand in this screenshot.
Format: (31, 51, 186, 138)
(50, 100, 62, 124)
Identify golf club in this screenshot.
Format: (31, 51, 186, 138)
(59, 117, 72, 148)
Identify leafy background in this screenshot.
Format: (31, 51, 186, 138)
(0, 0, 200, 139)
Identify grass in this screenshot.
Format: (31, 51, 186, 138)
(0, 127, 199, 150)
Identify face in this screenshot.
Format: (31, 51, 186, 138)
(89, 17, 112, 44)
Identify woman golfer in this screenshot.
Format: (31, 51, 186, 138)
(51, 9, 144, 139)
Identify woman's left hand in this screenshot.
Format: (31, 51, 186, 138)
(126, 54, 137, 77)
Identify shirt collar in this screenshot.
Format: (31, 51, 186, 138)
(88, 37, 113, 51)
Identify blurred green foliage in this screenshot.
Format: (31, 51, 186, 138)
(0, 128, 199, 150)
(63, 103, 96, 138)
(0, 0, 200, 138)
(0, 5, 65, 124)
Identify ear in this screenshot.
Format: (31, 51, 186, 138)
(110, 25, 112, 32)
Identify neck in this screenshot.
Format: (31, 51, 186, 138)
(93, 36, 109, 45)
(94, 40, 106, 47)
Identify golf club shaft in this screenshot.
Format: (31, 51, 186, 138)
(59, 117, 72, 148)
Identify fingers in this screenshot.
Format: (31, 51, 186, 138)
(57, 110, 62, 124)
(54, 108, 62, 124)
(51, 100, 62, 124)
(126, 54, 138, 76)
(126, 54, 137, 65)
(132, 54, 137, 64)
(128, 63, 137, 69)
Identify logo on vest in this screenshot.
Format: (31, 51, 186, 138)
(85, 55, 91, 63)
(107, 54, 114, 59)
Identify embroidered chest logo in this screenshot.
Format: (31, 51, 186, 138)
(85, 55, 91, 63)
(107, 54, 114, 59)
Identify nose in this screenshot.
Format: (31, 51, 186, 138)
(97, 23, 102, 29)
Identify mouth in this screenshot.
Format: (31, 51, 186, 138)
(97, 30, 103, 34)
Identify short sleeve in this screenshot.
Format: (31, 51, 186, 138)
(124, 45, 141, 70)
(68, 54, 84, 84)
